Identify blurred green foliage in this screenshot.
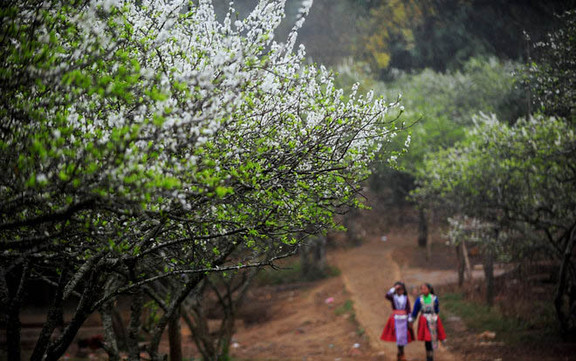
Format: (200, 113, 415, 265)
(336, 57, 526, 202)
(382, 57, 524, 170)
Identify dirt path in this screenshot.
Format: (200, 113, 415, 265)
(331, 233, 460, 361)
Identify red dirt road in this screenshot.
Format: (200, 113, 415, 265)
(332, 233, 460, 361)
(230, 225, 465, 361)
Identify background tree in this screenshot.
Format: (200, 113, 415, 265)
(336, 56, 526, 248)
(413, 113, 576, 330)
(359, 0, 422, 74)
(521, 10, 576, 119)
(182, 268, 260, 361)
(356, 0, 576, 74)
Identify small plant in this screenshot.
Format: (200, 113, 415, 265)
(335, 299, 355, 316)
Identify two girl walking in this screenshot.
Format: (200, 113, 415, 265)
(380, 282, 446, 361)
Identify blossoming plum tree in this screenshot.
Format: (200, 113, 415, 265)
(0, 1, 404, 360)
(413, 11, 576, 330)
(414, 114, 576, 330)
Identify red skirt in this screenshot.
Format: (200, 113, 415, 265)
(380, 310, 415, 343)
(416, 314, 446, 341)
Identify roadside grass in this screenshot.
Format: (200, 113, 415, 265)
(441, 291, 559, 345)
(334, 299, 365, 337)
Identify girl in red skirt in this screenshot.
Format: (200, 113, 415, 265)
(380, 281, 414, 361)
(409, 283, 446, 361)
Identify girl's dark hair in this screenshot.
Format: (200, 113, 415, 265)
(394, 281, 406, 293)
(424, 283, 435, 295)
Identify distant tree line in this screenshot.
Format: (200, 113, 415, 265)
(357, 0, 576, 73)
(216, 0, 576, 74)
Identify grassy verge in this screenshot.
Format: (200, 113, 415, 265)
(441, 292, 559, 345)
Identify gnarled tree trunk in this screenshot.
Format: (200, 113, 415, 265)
(168, 308, 183, 361)
(483, 243, 495, 307)
(554, 232, 576, 334)
(418, 208, 428, 249)
(2, 263, 29, 361)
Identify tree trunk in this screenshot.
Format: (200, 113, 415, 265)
(44, 286, 96, 361)
(5, 263, 29, 361)
(555, 254, 569, 333)
(456, 243, 465, 287)
(6, 302, 22, 361)
(168, 308, 183, 361)
(0, 267, 10, 359)
(554, 234, 575, 334)
(345, 208, 361, 246)
(314, 234, 327, 275)
(127, 288, 144, 361)
(300, 242, 310, 279)
(100, 299, 121, 361)
(31, 269, 68, 361)
(217, 315, 234, 361)
(187, 301, 216, 360)
(483, 244, 495, 307)
(462, 241, 473, 281)
(418, 208, 428, 248)
(149, 278, 198, 361)
(426, 233, 432, 261)
(185, 269, 258, 361)
(300, 236, 327, 280)
(112, 307, 128, 351)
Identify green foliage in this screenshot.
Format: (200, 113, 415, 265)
(414, 114, 576, 228)
(411, 10, 576, 259)
(520, 10, 576, 119)
(336, 57, 524, 202)
(413, 112, 576, 330)
(419, 57, 519, 149)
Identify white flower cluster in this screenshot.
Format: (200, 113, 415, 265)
(3, 0, 401, 232)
